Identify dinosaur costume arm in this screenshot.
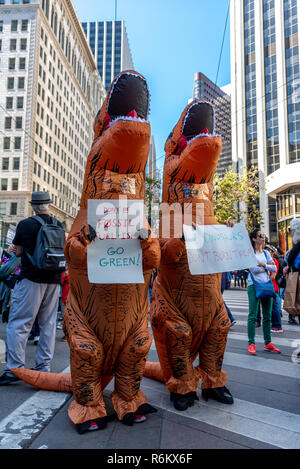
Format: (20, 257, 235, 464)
(160, 238, 185, 263)
(140, 235, 161, 270)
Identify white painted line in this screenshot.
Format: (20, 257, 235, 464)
(223, 351, 300, 378)
(231, 319, 300, 333)
(138, 382, 300, 449)
(0, 340, 6, 364)
(0, 366, 70, 449)
(228, 331, 297, 347)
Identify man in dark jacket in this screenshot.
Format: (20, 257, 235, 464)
(0, 192, 65, 385)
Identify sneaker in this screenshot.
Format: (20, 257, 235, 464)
(264, 342, 281, 353)
(271, 328, 283, 333)
(230, 320, 237, 327)
(248, 344, 256, 355)
(256, 322, 261, 328)
(56, 322, 63, 330)
(0, 372, 21, 385)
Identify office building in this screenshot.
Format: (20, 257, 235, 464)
(193, 72, 232, 176)
(230, 0, 300, 248)
(82, 20, 134, 92)
(0, 0, 106, 239)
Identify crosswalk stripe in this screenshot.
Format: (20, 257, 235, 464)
(223, 351, 300, 378)
(228, 331, 298, 347)
(137, 381, 300, 449)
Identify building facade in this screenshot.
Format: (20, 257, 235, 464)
(0, 0, 106, 240)
(193, 72, 232, 176)
(231, 0, 300, 249)
(82, 20, 134, 92)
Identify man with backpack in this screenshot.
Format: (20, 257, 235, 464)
(0, 192, 66, 385)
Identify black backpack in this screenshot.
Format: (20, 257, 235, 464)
(276, 256, 286, 288)
(26, 216, 66, 272)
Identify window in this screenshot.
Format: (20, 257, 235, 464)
(18, 77, 25, 89)
(14, 137, 21, 149)
(1, 179, 8, 190)
(10, 203, 17, 216)
(20, 38, 27, 50)
(9, 58, 16, 70)
(15, 117, 22, 129)
(0, 21, 3, 32)
(12, 178, 18, 190)
(17, 97, 23, 109)
(19, 57, 26, 70)
(13, 157, 20, 170)
(3, 137, 10, 150)
(6, 97, 13, 109)
(10, 39, 17, 51)
(12, 0, 21, 3)
(11, 21, 18, 32)
(0, 203, 6, 216)
(5, 117, 12, 129)
(2, 158, 9, 170)
(0, 39, 2, 51)
(7, 77, 14, 89)
(21, 20, 28, 32)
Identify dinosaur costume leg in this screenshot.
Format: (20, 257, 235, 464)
(64, 294, 109, 426)
(198, 303, 230, 390)
(111, 314, 153, 422)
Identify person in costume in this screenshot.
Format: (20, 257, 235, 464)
(10, 71, 160, 433)
(144, 100, 234, 411)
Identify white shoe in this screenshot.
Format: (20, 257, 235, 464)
(230, 320, 237, 327)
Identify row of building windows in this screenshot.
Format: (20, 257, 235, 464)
(0, 37, 27, 51)
(1, 178, 19, 190)
(3, 136, 22, 150)
(1, 157, 20, 170)
(0, 201, 18, 217)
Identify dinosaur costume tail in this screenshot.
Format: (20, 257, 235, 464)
(10, 368, 113, 393)
(143, 362, 165, 383)
(11, 368, 73, 392)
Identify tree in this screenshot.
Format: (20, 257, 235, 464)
(213, 166, 265, 232)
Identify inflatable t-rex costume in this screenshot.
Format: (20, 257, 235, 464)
(144, 100, 233, 411)
(12, 71, 160, 433)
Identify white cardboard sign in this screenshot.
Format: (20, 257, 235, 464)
(87, 199, 144, 284)
(183, 222, 257, 275)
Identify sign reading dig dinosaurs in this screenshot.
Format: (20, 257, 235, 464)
(183, 222, 257, 275)
(87, 199, 145, 284)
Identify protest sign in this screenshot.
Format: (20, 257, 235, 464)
(6, 224, 16, 245)
(183, 222, 257, 275)
(87, 199, 145, 284)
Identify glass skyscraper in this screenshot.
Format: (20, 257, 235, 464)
(231, 0, 300, 248)
(82, 20, 134, 92)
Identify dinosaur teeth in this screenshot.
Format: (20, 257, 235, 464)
(109, 116, 150, 127)
(187, 133, 221, 144)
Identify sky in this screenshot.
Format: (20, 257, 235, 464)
(72, 0, 231, 173)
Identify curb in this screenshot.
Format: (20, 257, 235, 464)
(0, 339, 6, 363)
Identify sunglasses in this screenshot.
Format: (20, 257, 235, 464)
(257, 234, 266, 239)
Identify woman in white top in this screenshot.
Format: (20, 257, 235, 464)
(247, 229, 280, 355)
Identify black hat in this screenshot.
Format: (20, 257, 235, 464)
(30, 191, 52, 205)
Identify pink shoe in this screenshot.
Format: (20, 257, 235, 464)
(264, 343, 281, 353)
(248, 344, 256, 355)
(271, 328, 283, 333)
(134, 414, 147, 423)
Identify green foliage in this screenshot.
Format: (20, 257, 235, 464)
(213, 166, 265, 232)
(145, 175, 161, 212)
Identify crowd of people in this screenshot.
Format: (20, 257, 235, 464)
(0, 191, 300, 383)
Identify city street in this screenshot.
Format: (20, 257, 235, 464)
(1, 288, 300, 450)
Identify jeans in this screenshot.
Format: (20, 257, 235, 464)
(272, 292, 282, 329)
(247, 285, 272, 345)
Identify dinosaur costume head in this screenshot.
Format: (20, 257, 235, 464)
(81, 71, 151, 206)
(161, 100, 222, 237)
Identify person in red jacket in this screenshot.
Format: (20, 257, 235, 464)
(266, 245, 283, 333)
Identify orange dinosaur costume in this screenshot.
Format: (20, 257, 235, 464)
(144, 100, 233, 411)
(12, 71, 160, 433)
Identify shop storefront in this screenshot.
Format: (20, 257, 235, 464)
(277, 190, 300, 252)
